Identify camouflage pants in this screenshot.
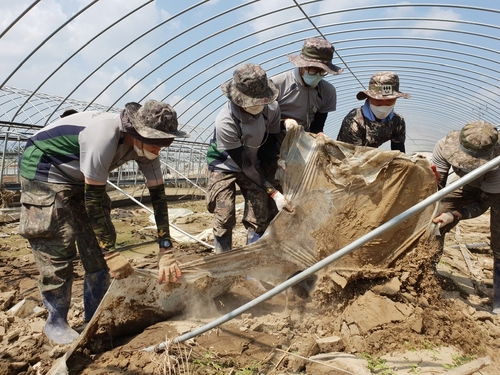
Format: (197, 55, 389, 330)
(438, 184, 500, 259)
(206, 171, 272, 237)
(19, 178, 107, 292)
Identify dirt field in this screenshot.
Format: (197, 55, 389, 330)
(1, 197, 499, 375)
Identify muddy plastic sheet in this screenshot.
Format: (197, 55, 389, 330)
(48, 123, 437, 374)
(181, 122, 437, 284)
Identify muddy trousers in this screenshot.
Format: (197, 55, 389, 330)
(207, 171, 273, 252)
(19, 179, 110, 324)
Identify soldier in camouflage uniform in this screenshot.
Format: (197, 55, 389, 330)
(337, 71, 410, 152)
(206, 63, 292, 253)
(18, 100, 189, 345)
(431, 121, 500, 314)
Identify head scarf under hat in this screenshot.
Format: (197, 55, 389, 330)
(287, 37, 343, 75)
(221, 63, 278, 108)
(123, 100, 189, 146)
(442, 120, 500, 172)
(357, 71, 410, 100)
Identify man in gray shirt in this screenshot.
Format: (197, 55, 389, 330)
(271, 37, 343, 133)
(259, 38, 343, 188)
(18, 100, 189, 345)
(207, 63, 292, 253)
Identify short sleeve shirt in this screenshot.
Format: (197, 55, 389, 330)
(337, 103, 406, 148)
(271, 68, 337, 130)
(432, 138, 500, 194)
(20, 111, 161, 184)
(212, 101, 281, 173)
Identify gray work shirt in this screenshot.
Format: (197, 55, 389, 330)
(271, 68, 337, 130)
(212, 101, 281, 173)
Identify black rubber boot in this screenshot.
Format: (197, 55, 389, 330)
(84, 269, 111, 322)
(41, 280, 80, 345)
(493, 258, 500, 314)
(214, 232, 232, 254)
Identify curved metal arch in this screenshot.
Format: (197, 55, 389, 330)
(0, 0, 41, 40)
(44, 0, 211, 123)
(335, 43, 500, 71)
(11, 0, 154, 122)
(338, 50, 500, 79)
(110, 5, 500, 115)
(0, 1, 500, 157)
(337, 59, 500, 104)
(160, 28, 500, 133)
(105, 0, 309, 109)
(326, 70, 499, 133)
(110, 2, 497, 107)
(311, 3, 500, 18)
(163, 46, 496, 143)
(0, 1, 99, 90)
(330, 67, 500, 121)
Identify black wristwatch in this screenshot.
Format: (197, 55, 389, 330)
(158, 239, 173, 249)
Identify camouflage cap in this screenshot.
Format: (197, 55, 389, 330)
(221, 63, 279, 108)
(357, 71, 411, 100)
(124, 100, 189, 146)
(442, 120, 500, 172)
(287, 37, 343, 75)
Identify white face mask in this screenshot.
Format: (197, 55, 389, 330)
(243, 105, 265, 115)
(134, 144, 158, 160)
(370, 104, 395, 119)
(302, 71, 323, 87)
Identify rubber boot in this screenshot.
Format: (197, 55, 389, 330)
(214, 232, 232, 254)
(493, 258, 500, 315)
(246, 229, 262, 245)
(41, 280, 80, 345)
(84, 269, 111, 322)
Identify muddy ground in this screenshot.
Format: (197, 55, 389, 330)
(0, 196, 499, 375)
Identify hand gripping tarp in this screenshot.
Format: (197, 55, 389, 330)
(48, 123, 437, 374)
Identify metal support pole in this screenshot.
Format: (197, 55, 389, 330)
(0, 133, 9, 186)
(106, 180, 213, 249)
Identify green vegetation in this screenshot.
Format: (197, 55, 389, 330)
(361, 353, 397, 375)
(443, 354, 475, 369)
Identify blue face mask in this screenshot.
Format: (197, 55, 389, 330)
(302, 71, 323, 87)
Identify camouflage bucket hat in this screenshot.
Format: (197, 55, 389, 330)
(221, 63, 279, 108)
(287, 37, 343, 75)
(357, 71, 411, 100)
(442, 121, 500, 172)
(125, 100, 189, 145)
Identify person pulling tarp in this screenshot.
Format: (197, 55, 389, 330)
(48, 122, 437, 374)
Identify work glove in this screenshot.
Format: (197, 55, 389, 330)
(284, 118, 298, 130)
(271, 191, 293, 212)
(158, 247, 182, 284)
(432, 212, 455, 226)
(103, 251, 134, 280)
